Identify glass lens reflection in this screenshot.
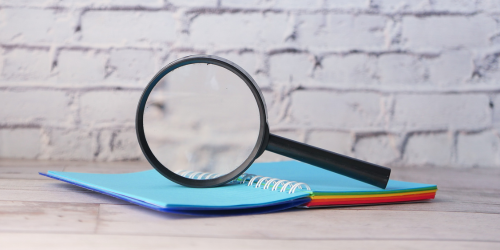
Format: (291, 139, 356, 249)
(143, 63, 261, 178)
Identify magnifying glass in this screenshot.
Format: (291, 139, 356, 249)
(136, 55, 391, 189)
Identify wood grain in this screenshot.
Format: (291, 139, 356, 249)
(0, 201, 98, 233)
(0, 233, 498, 250)
(337, 188, 500, 214)
(0, 179, 128, 204)
(95, 204, 500, 241)
(0, 188, 128, 204)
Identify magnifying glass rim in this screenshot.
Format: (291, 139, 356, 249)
(136, 55, 269, 188)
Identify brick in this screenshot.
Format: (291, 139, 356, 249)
(57, 50, 107, 83)
(0, 0, 50, 7)
(427, 50, 473, 85)
(222, 0, 362, 10)
(1, 48, 51, 80)
(430, 0, 476, 12)
(325, 0, 370, 9)
(221, 0, 323, 9)
(314, 54, 377, 85)
(0, 8, 73, 44)
(0, 90, 71, 125)
(56, 0, 164, 8)
(215, 52, 258, 75)
(220, 0, 267, 8)
(393, 94, 490, 130)
(261, 90, 283, 125)
(81, 11, 176, 44)
(377, 54, 426, 85)
(402, 16, 496, 51)
(214, 52, 270, 87)
(354, 134, 400, 165)
(474, 53, 500, 81)
(0, 128, 40, 159)
(189, 13, 288, 48)
(96, 128, 142, 161)
(108, 49, 156, 81)
(0, 48, 3, 75)
(295, 14, 387, 50)
(457, 130, 500, 167)
(493, 95, 500, 124)
(0, 0, 163, 8)
(269, 53, 314, 83)
(168, 0, 217, 7)
(42, 129, 95, 160)
(269, 0, 323, 10)
(290, 91, 382, 129)
(307, 130, 353, 156)
(372, 0, 429, 13)
(477, 0, 500, 13)
(80, 91, 142, 125)
(403, 133, 452, 166)
(374, 0, 476, 13)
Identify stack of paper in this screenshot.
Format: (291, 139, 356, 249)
(248, 161, 437, 208)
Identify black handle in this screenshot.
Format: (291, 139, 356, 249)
(265, 134, 391, 189)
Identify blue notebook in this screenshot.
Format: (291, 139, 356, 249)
(41, 161, 437, 215)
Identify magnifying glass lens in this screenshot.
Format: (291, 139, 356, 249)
(143, 63, 261, 178)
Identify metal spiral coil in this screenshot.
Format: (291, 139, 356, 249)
(175, 170, 223, 179)
(175, 170, 311, 194)
(246, 175, 311, 194)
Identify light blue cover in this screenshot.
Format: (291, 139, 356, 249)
(45, 167, 310, 209)
(248, 161, 437, 194)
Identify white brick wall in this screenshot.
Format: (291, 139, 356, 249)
(0, 0, 499, 168)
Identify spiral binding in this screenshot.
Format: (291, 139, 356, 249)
(175, 170, 311, 194)
(176, 170, 223, 179)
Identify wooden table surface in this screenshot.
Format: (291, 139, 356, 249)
(0, 160, 499, 250)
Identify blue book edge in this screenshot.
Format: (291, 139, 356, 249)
(39, 172, 311, 216)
